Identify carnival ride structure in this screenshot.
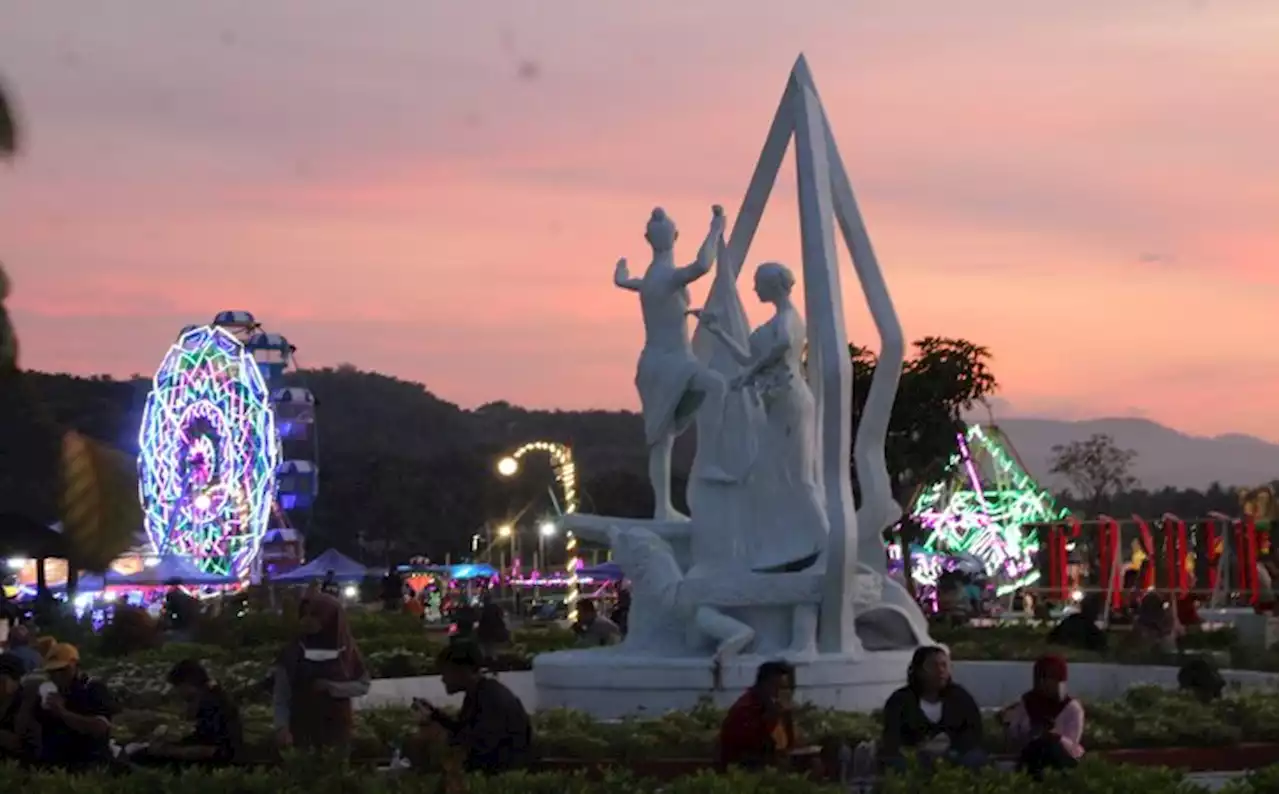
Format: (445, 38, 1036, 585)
(901, 424, 1068, 594)
(137, 311, 319, 581)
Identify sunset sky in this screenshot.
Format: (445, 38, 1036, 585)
(1, 1, 1275, 441)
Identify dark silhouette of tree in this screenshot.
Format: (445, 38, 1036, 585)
(850, 337, 999, 505)
(1050, 433, 1140, 513)
(849, 337, 998, 593)
(0, 79, 17, 157)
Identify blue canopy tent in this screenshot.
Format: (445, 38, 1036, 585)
(272, 548, 374, 584)
(395, 562, 496, 581)
(50, 574, 106, 592)
(577, 562, 624, 581)
(114, 555, 238, 587)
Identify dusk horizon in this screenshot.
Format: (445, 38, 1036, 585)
(3, 1, 1275, 442)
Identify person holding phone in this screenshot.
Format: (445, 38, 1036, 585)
(413, 644, 531, 776)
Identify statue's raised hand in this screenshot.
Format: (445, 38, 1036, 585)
(614, 257, 631, 284)
(710, 205, 726, 234)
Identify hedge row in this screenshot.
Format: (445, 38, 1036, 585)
(0, 761, 1273, 794)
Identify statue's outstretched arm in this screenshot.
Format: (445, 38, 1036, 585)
(736, 340, 788, 386)
(701, 322, 752, 365)
(674, 206, 726, 286)
(613, 257, 642, 291)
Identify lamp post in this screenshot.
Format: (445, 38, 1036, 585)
(497, 441, 581, 619)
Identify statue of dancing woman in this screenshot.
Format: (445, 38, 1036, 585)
(699, 262, 828, 572)
(614, 206, 727, 520)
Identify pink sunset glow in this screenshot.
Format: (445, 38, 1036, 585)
(1, 1, 1275, 440)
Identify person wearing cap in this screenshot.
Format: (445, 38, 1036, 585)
(33, 642, 118, 770)
(413, 643, 531, 775)
(998, 654, 1084, 780)
(0, 652, 38, 761)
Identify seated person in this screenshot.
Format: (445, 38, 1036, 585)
(572, 600, 621, 647)
(5, 624, 44, 674)
(1177, 657, 1225, 703)
(414, 643, 532, 776)
(717, 661, 797, 770)
(130, 659, 242, 767)
(1047, 594, 1108, 653)
(999, 655, 1084, 779)
(1129, 592, 1182, 654)
(0, 652, 38, 761)
(33, 643, 117, 771)
(880, 646, 985, 772)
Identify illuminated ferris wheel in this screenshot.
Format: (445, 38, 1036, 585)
(138, 311, 320, 579)
(137, 326, 279, 579)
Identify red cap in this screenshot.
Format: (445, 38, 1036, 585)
(1034, 654, 1068, 682)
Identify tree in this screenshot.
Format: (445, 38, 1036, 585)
(850, 337, 998, 595)
(850, 336, 999, 504)
(1049, 433, 1139, 512)
(0, 79, 16, 158)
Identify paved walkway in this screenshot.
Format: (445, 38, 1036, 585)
(1186, 771, 1244, 792)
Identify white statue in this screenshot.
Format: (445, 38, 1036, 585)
(609, 526, 755, 662)
(535, 56, 935, 718)
(614, 206, 728, 520)
(698, 262, 828, 573)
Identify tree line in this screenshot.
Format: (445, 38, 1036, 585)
(1, 339, 1270, 568)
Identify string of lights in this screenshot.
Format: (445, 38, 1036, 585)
(908, 424, 1068, 595)
(497, 440, 581, 619)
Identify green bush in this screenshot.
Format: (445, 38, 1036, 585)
(1218, 766, 1279, 794)
(96, 606, 162, 656)
(879, 758, 1214, 794)
(0, 761, 1260, 793)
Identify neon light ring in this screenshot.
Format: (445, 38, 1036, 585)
(138, 326, 280, 580)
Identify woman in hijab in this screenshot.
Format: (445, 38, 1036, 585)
(999, 655, 1084, 779)
(272, 593, 370, 757)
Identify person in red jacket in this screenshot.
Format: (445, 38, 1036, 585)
(717, 661, 796, 770)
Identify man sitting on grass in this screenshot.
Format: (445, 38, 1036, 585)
(33, 643, 117, 771)
(717, 661, 798, 771)
(129, 659, 243, 767)
(413, 643, 532, 776)
(0, 652, 38, 762)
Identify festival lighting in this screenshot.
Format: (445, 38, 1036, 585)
(137, 326, 280, 581)
(497, 441, 581, 619)
(908, 425, 1068, 595)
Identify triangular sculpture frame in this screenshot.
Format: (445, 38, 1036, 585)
(692, 55, 907, 655)
(908, 424, 1070, 593)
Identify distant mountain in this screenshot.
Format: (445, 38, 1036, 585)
(990, 417, 1278, 492)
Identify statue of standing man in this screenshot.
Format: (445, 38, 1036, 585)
(614, 206, 727, 520)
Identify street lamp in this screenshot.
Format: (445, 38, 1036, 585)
(497, 524, 513, 539)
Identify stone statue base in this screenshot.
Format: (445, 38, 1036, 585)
(534, 648, 915, 719)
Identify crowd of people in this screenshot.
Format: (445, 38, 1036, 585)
(0, 581, 1241, 781)
(0, 590, 539, 777)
